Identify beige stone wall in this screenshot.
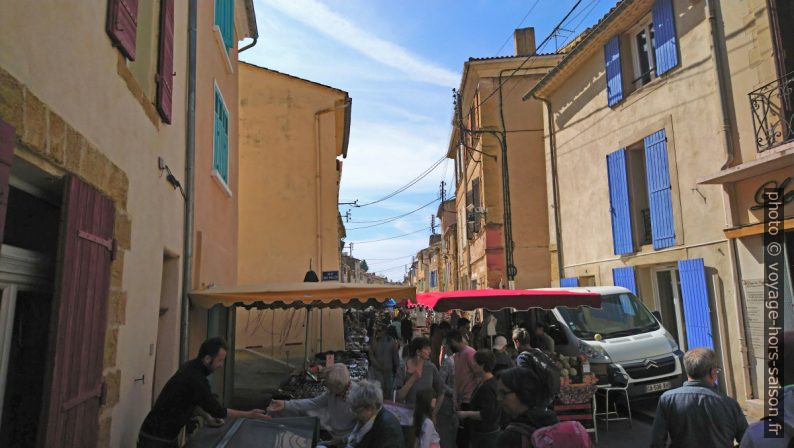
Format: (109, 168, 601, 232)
(541, 0, 749, 406)
(235, 63, 348, 353)
(0, 1, 189, 445)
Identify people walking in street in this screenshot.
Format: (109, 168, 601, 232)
(431, 321, 451, 369)
(495, 366, 560, 448)
(345, 379, 404, 448)
(531, 323, 555, 353)
(511, 328, 532, 356)
(650, 347, 748, 448)
(402, 314, 414, 345)
(446, 329, 478, 448)
(137, 338, 268, 448)
(457, 350, 500, 448)
(368, 324, 400, 400)
(395, 337, 445, 409)
(436, 347, 458, 448)
(413, 388, 441, 448)
(491, 336, 514, 374)
(267, 363, 355, 447)
(457, 318, 472, 345)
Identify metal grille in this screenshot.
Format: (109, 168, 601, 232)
(750, 71, 794, 152)
(622, 355, 676, 380)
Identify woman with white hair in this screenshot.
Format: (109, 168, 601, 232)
(345, 379, 404, 448)
(267, 363, 355, 447)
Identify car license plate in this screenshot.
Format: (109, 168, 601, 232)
(645, 381, 672, 393)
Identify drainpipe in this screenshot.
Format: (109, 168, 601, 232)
(706, 0, 735, 170)
(180, 0, 197, 363)
(314, 100, 352, 278)
(707, 0, 752, 399)
(533, 94, 564, 283)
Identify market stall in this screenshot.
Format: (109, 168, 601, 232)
(185, 416, 319, 448)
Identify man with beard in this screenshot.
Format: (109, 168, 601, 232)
(137, 337, 268, 447)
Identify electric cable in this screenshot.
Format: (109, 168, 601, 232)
(494, 0, 541, 55)
(347, 196, 441, 228)
(372, 263, 411, 274)
(349, 226, 432, 245)
(354, 155, 447, 207)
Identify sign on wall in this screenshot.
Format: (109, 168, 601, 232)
(322, 271, 339, 281)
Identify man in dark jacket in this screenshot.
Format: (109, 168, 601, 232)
(345, 379, 404, 448)
(138, 337, 268, 447)
(650, 348, 748, 447)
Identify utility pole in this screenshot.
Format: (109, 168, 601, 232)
(440, 180, 446, 202)
(431, 215, 437, 235)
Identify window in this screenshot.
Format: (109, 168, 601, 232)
(602, 0, 679, 105)
(430, 271, 437, 288)
(213, 87, 229, 184)
(606, 128, 675, 254)
(465, 178, 482, 238)
(215, 0, 235, 51)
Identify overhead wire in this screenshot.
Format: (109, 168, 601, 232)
(347, 196, 441, 229)
(350, 226, 432, 245)
(372, 263, 411, 274)
(493, 0, 541, 55)
(354, 155, 447, 207)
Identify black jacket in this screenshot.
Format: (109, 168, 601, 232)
(496, 408, 558, 448)
(139, 359, 226, 439)
(353, 408, 404, 448)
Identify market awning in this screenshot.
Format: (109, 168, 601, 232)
(416, 289, 601, 312)
(190, 282, 416, 309)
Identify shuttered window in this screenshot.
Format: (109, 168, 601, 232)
(644, 129, 675, 249)
(156, 0, 175, 124)
(430, 271, 437, 288)
(0, 119, 14, 243)
(106, 0, 139, 60)
(214, 0, 235, 50)
(652, 0, 679, 75)
(606, 148, 634, 254)
(677, 258, 715, 350)
(612, 266, 637, 295)
(43, 176, 116, 448)
(213, 87, 229, 184)
(560, 277, 579, 287)
(604, 35, 624, 106)
(472, 178, 481, 233)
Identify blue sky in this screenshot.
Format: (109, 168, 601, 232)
(241, 0, 617, 281)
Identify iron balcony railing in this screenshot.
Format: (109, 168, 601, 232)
(750, 71, 794, 153)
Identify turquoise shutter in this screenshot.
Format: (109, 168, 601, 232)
(644, 130, 675, 249)
(612, 266, 637, 295)
(678, 258, 714, 350)
(604, 35, 623, 106)
(221, 105, 229, 183)
(652, 0, 679, 75)
(560, 277, 579, 287)
(607, 149, 634, 254)
(213, 89, 229, 183)
(215, 0, 235, 50)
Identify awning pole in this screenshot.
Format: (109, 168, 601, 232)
(304, 306, 311, 370)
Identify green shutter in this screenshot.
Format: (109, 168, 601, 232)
(213, 88, 229, 183)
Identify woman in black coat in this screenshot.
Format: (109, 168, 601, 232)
(345, 379, 404, 448)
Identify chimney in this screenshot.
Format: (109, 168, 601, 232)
(514, 27, 536, 57)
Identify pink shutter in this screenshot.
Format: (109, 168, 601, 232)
(0, 119, 14, 244)
(42, 176, 115, 448)
(156, 0, 175, 124)
(106, 0, 139, 60)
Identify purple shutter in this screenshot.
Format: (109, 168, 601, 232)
(156, 0, 175, 124)
(106, 0, 139, 60)
(42, 177, 115, 448)
(0, 119, 14, 244)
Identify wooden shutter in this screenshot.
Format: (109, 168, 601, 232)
(677, 258, 715, 350)
(156, 0, 175, 124)
(0, 119, 15, 244)
(652, 0, 679, 75)
(472, 178, 481, 233)
(215, 0, 235, 49)
(612, 266, 637, 295)
(106, 0, 139, 60)
(604, 35, 623, 106)
(643, 129, 675, 250)
(42, 176, 115, 448)
(213, 89, 230, 183)
(606, 149, 634, 254)
(560, 277, 579, 287)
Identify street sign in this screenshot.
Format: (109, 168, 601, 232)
(322, 271, 339, 281)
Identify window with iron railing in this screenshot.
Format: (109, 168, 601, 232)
(749, 71, 794, 152)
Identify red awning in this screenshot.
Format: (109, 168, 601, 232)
(416, 289, 601, 312)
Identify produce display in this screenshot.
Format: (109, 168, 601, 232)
(555, 353, 598, 386)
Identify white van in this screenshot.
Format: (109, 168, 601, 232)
(539, 286, 685, 397)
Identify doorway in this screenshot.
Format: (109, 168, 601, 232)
(651, 267, 686, 350)
(152, 253, 180, 404)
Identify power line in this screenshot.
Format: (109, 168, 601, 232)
(347, 196, 441, 229)
(494, 0, 541, 55)
(355, 155, 447, 207)
(350, 226, 432, 245)
(459, 0, 584, 125)
(372, 263, 410, 274)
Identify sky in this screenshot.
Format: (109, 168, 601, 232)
(241, 0, 617, 281)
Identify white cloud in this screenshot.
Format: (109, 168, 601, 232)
(257, 0, 460, 87)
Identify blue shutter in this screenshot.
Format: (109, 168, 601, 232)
(612, 266, 637, 295)
(604, 35, 623, 106)
(644, 130, 675, 249)
(214, 0, 234, 49)
(678, 258, 714, 350)
(607, 149, 634, 254)
(213, 88, 229, 183)
(652, 0, 679, 75)
(560, 277, 579, 287)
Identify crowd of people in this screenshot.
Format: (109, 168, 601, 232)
(138, 314, 792, 448)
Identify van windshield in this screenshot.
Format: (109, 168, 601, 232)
(557, 293, 659, 340)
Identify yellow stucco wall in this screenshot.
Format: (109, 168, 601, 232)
(235, 62, 348, 355)
(0, 1, 189, 446)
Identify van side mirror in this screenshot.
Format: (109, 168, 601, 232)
(652, 310, 662, 322)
